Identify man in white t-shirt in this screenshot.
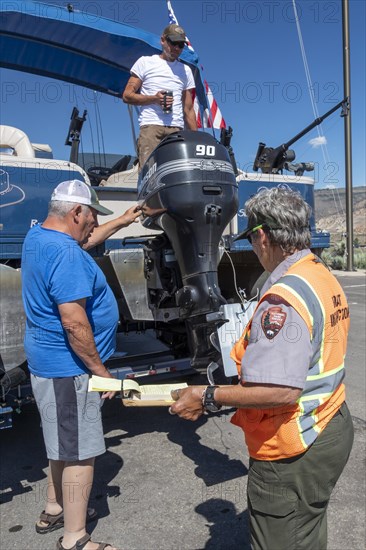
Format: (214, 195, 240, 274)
(122, 24, 197, 170)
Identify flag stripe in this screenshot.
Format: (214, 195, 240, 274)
(166, 0, 226, 129)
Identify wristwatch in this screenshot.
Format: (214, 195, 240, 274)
(202, 385, 222, 413)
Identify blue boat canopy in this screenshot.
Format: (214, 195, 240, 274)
(0, 0, 206, 101)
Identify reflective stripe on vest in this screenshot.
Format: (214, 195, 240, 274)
(269, 274, 345, 448)
(273, 274, 325, 374)
(231, 254, 348, 459)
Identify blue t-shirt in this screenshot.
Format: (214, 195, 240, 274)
(21, 225, 119, 377)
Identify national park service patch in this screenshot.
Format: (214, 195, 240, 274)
(261, 306, 287, 340)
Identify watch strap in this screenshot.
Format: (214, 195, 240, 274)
(202, 385, 222, 412)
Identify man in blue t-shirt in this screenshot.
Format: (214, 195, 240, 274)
(22, 179, 140, 550)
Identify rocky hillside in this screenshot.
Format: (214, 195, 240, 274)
(315, 186, 366, 242)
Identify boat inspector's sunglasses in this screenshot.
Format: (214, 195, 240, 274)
(245, 223, 282, 243)
(166, 37, 186, 49)
(246, 224, 266, 243)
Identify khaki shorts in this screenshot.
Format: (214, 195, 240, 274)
(138, 124, 182, 170)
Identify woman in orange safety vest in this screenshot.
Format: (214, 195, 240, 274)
(170, 187, 354, 550)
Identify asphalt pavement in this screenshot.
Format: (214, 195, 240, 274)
(0, 272, 365, 550)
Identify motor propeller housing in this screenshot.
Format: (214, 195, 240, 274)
(138, 130, 238, 367)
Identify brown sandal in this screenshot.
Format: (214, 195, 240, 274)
(56, 533, 113, 550)
(36, 508, 98, 534)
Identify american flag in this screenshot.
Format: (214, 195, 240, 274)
(166, 0, 226, 130)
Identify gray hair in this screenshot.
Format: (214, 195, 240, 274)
(48, 200, 89, 218)
(245, 187, 311, 253)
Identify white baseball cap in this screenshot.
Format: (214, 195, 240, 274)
(51, 179, 113, 215)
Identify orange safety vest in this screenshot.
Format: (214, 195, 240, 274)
(231, 253, 350, 460)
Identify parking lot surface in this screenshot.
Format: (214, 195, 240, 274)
(1, 273, 365, 550)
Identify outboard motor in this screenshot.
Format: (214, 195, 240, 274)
(138, 130, 238, 368)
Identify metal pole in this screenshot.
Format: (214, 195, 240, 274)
(342, 0, 354, 270)
(127, 105, 138, 156)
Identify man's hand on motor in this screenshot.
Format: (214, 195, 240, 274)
(120, 204, 142, 225)
(169, 385, 206, 421)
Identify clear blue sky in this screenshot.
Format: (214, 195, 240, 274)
(1, 0, 365, 188)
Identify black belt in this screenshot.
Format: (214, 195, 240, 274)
(332, 401, 346, 418)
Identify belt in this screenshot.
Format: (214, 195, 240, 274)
(332, 401, 346, 419)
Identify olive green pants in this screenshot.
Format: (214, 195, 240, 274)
(247, 402, 354, 550)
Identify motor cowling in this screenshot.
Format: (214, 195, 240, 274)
(138, 130, 238, 367)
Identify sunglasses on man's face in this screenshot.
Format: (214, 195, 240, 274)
(166, 37, 185, 49)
